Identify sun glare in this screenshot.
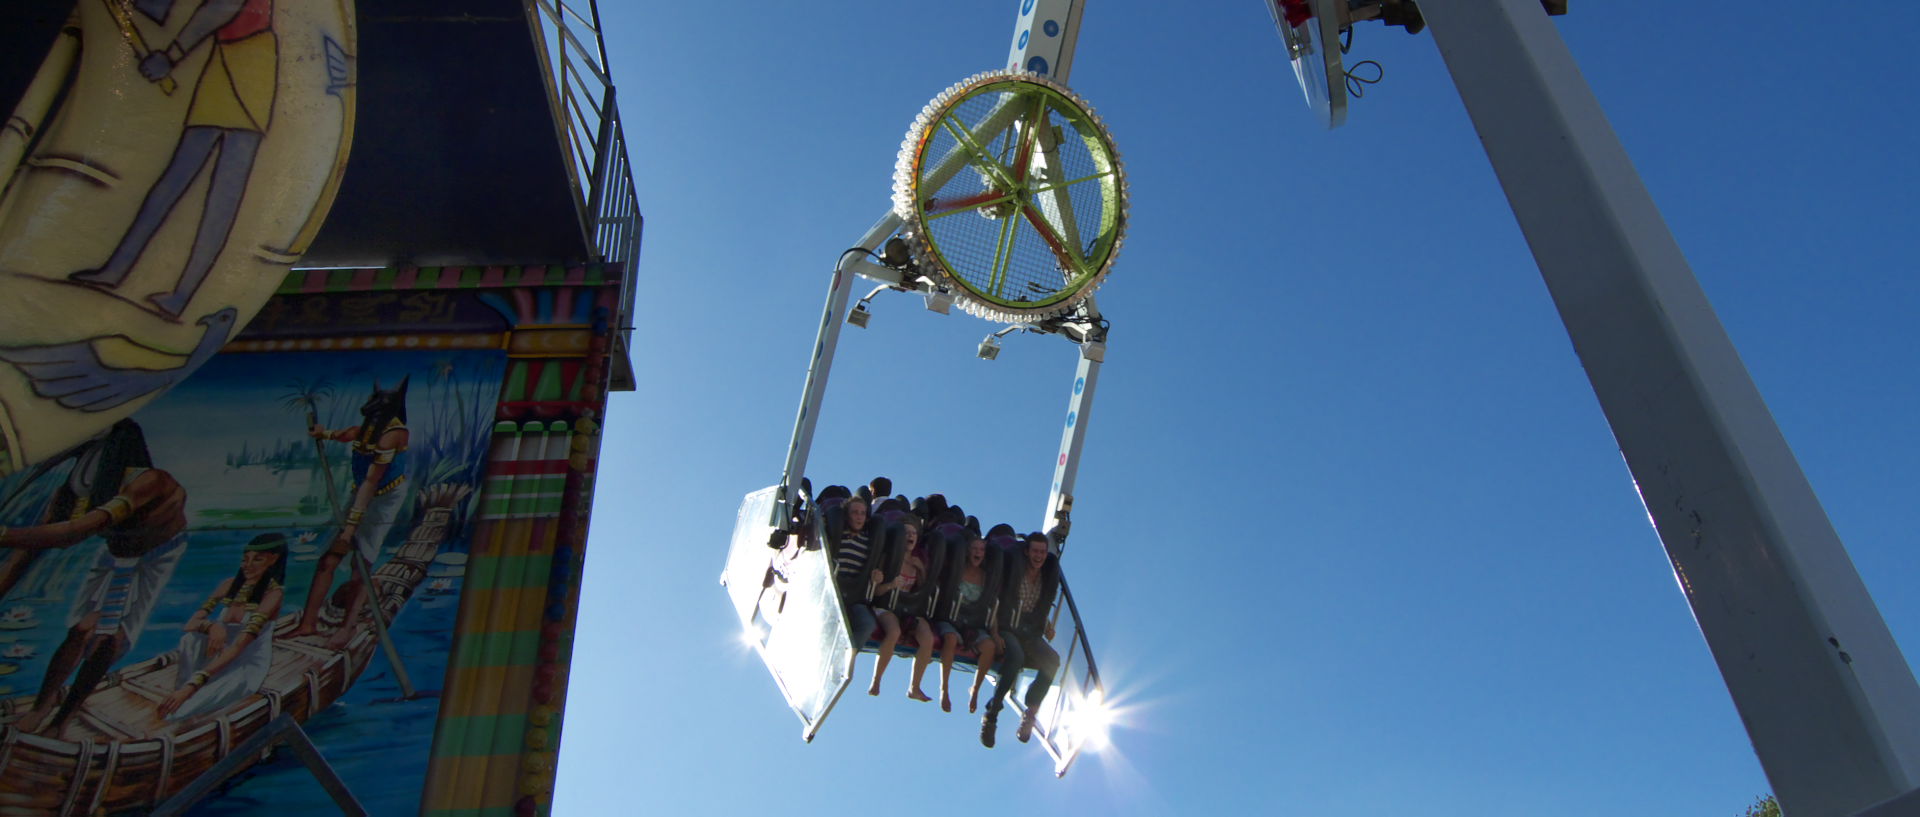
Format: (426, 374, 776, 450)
(1071, 689, 1119, 752)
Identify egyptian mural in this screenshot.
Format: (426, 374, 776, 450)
(0, 0, 357, 476)
(0, 264, 624, 816)
(0, 346, 500, 815)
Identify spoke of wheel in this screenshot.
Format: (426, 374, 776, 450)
(939, 115, 1016, 192)
(925, 190, 1021, 221)
(988, 201, 1020, 298)
(1022, 203, 1085, 277)
(1028, 169, 1115, 197)
(1011, 91, 1047, 183)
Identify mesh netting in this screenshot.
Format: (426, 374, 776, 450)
(896, 75, 1125, 322)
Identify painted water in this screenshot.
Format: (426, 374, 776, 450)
(0, 348, 500, 815)
(0, 526, 465, 816)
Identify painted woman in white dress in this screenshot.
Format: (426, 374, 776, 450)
(158, 532, 286, 720)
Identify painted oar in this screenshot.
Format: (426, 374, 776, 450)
(301, 405, 416, 699)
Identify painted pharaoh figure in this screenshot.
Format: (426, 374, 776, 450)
(291, 376, 409, 649)
(70, 0, 279, 320)
(0, 419, 189, 735)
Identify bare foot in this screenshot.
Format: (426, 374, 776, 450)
(968, 689, 980, 714)
(907, 688, 932, 703)
(13, 705, 51, 735)
(941, 691, 952, 713)
(324, 628, 354, 651)
(867, 682, 880, 697)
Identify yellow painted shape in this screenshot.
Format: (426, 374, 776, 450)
(449, 590, 550, 644)
(506, 327, 592, 358)
(448, 665, 516, 704)
(424, 756, 495, 810)
(186, 33, 277, 131)
(90, 334, 191, 371)
(0, 0, 357, 473)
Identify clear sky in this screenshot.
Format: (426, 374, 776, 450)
(555, 3, 1920, 815)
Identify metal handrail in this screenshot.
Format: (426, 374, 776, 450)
(525, 0, 641, 387)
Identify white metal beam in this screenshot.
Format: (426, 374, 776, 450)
(773, 213, 901, 527)
(1043, 321, 1102, 538)
(1003, 0, 1086, 83)
(1423, 2, 1920, 813)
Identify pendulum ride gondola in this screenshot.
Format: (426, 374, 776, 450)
(719, 2, 1125, 777)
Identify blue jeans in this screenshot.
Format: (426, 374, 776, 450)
(985, 632, 1059, 714)
(846, 603, 877, 647)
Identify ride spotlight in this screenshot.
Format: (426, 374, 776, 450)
(977, 334, 1002, 360)
(923, 288, 953, 315)
(882, 235, 915, 269)
(848, 299, 873, 328)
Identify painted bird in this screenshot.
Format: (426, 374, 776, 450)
(0, 307, 238, 411)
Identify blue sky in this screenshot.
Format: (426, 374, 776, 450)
(556, 3, 1920, 815)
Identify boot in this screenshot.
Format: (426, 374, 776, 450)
(979, 708, 998, 748)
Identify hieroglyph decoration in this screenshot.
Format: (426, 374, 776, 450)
(0, 0, 357, 475)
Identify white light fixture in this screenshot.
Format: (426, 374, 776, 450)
(848, 299, 872, 328)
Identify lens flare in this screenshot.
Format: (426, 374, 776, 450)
(1071, 690, 1117, 751)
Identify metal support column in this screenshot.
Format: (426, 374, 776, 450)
(783, 0, 1092, 531)
(152, 714, 367, 817)
(773, 213, 901, 528)
(1423, 2, 1920, 814)
(1003, 0, 1086, 82)
(1044, 315, 1103, 539)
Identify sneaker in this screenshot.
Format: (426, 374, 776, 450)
(1016, 710, 1036, 743)
(979, 710, 998, 748)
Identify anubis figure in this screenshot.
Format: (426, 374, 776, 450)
(290, 376, 408, 649)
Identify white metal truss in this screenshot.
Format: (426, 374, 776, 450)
(1417, 1, 1920, 814)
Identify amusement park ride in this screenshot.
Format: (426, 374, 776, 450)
(722, 0, 1123, 777)
(726, 0, 1920, 813)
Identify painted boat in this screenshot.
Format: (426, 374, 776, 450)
(0, 484, 469, 815)
(0, 644, 34, 660)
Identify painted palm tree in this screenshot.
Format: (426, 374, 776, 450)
(280, 378, 338, 517)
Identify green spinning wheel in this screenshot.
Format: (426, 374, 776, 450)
(892, 71, 1129, 323)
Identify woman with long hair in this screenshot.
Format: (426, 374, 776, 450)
(872, 516, 940, 702)
(935, 532, 1001, 715)
(158, 532, 288, 720)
